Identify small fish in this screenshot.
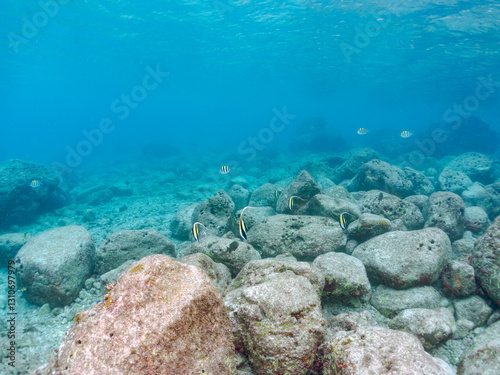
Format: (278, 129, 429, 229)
(219, 165, 230, 174)
(339, 212, 354, 230)
(357, 128, 369, 135)
(238, 206, 253, 240)
(288, 196, 306, 211)
(30, 180, 41, 188)
(24, 233, 31, 241)
(275, 189, 280, 198)
(192, 222, 208, 242)
(400, 131, 413, 138)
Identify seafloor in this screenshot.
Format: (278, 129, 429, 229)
(1, 125, 500, 374)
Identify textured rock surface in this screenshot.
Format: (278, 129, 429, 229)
(247, 214, 346, 260)
(352, 228, 451, 289)
(0, 159, 62, 229)
(321, 326, 450, 375)
(464, 206, 490, 234)
(248, 182, 279, 207)
(346, 213, 393, 241)
(276, 170, 322, 213)
(37, 255, 236, 375)
(457, 320, 500, 375)
(312, 252, 371, 301)
(301, 194, 361, 218)
(192, 190, 235, 236)
(371, 285, 443, 318)
(445, 152, 495, 184)
(358, 190, 424, 230)
(180, 252, 232, 292)
(390, 308, 455, 349)
(438, 169, 473, 194)
(15, 226, 95, 307)
(95, 229, 175, 275)
(169, 203, 197, 240)
(423, 191, 465, 241)
(224, 259, 326, 375)
(472, 216, 500, 305)
(0, 232, 27, 263)
(227, 184, 250, 211)
(349, 159, 413, 197)
(180, 235, 261, 277)
(333, 148, 379, 182)
(441, 260, 476, 296)
(404, 167, 436, 195)
(454, 296, 492, 328)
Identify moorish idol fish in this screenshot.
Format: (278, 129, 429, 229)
(192, 222, 208, 242)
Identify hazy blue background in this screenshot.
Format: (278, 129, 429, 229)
(1, 0, 499, 167)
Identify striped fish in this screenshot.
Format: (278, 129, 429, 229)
(339, 212, 355, 231)
(192, 222, 207, 242)
(30, 180, 41, 188)
(238, 206, 254, 240)
(357, 128, 369, 135)
(288, 196, 305, 211)
(400, 131, 413, 138)
(219, 165, 230, 174)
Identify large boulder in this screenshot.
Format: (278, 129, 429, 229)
(403, 167, 435, 195)
(15, 226, 95, 307)
(312, 252, 371, 303)
(464, 206, 490, 234)
(472, 217, 500, 306)
(423, 191, 465, 241)
(0, 159, 61, 229)
(333, 148, 379, 182)
(170, 203, 197, 240)
(180, 236, 261, 277)
(224, 259, 326, 375)
(179, 253, 232, 292)
(445, 152, 496, 184)
(227, 184, 250, 211)
(301, 194, 361, 218)
(389, 308, 455, 350)
(320, 326, 451, 374)
(37, 255, 236, 374)
(192, 190, 235, 236)
(248, 182, 279, 207)
(247, 214, 346, 260)
(441, 260, 476, 297)
(95, 230, 175, 275)
(346, 213, 393, 241)
(457, 320, 500, 375)
(358, 190, 424, 230)
(276, 170, 322, 213)
(0, 232, 27, 263)
(438, 169, 473, 194)
(370, 285, 443, 318)
(352, 228, 451, 289)
(349, 159, 413, 198)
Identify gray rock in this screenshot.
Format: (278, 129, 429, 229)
(452, 231, 476, 261)
(248, 183, 278, 207)
(0, 232, 27, 262)
(180, 236, 261, 277)
(472, 217, 500, 306)
(390, 308, 456, 349)
(454, 296, 493, 328)
(227, 184, 250, 211)
(15, 226, 95, 307)
(423, 191, 465, 241)
(96, 230, 175, 275)
(328, 311, 373, 335)
(170, 203, 197, 240)
(276, 170, 322, 213)
(99, 260, 135, 288)
(192, 190, 235, 236)
(445, 152, 495, 184)
(180, 253, 232, 292)
(404, 194, 430, 210)
(404, 167, 436, 195)
(484, 182, 500, 219)
(358, 190, 424, 230)
(312, 252, 371, 302)
(0, 159, 62, 229)
(323, 185, 356, 202)
(230, 206, 276, 239)
(301, 194, 361, 218)
(346, 213, 393, 241)
(352, 228, 451, 289)
(442, 260, 476, 297)
(438, 169, 473, 194)
(464, 206, 490, 234)
(458, 320, 500, 375)
(322, 326, 450, 375)
(333, 148, 379, 182)
(349, 159, 413, 198)
(37, 255, 236, 375)
(247, 214, 346, 260)
(87, 188, 113, 206)
(224, 264, 326, 374)
(371, 285, 443, 318)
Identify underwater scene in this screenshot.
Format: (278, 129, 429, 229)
(1, 0, 500, 374)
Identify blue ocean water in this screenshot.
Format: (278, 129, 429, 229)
(2, 1, 500, 373)
(1, 0, 499, 168)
